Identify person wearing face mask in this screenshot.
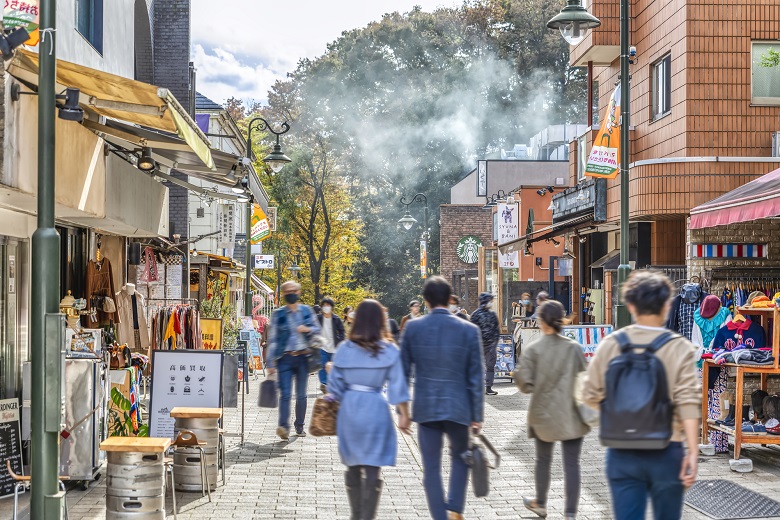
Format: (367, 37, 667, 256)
(267, 280, 321, 440)
(316, 297, 346, 393)
(449, 295, 469, 321)
(470, 292, 500, 395)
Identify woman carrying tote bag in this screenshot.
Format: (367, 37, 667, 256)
(515, 300, 590, 520)
(327, 299, 411, 520)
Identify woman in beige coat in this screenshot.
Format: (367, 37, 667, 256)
(515, 300, 589, 520)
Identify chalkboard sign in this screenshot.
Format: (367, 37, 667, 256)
(249, 331, 261, 358)
(0, 398, 23, 498)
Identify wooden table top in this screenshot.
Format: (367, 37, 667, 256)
(170, 407, 223, 419)
(100, 437, 171, 453)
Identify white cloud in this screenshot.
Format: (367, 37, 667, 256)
(191, 0, 461, 105)
(192, 45, 281, 105)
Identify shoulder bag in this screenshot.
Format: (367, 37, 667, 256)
(462, 433, 501, 498)
(310, 394, 339, 436)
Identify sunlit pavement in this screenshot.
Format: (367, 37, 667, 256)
(6, 377, 780, 519)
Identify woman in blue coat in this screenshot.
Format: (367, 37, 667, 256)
(328, 299, 411, 520)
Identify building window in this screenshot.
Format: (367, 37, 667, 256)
(752, 42, 780, 105)
(577, 134, 587, 181)
(651, 54, 671, 120)
(76, 0, 103, 54)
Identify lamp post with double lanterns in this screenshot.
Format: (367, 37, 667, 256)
(399, 193, 430, 278)
(241, 118, 291, 320)
(547, 0, 632, 328)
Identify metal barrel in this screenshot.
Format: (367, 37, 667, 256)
(107, 452, 164, 466)
(105, 511, 165, 520)
(106, 462, 165, 498)
(106, 494, 165, 514)
(172, 447, 218, 492)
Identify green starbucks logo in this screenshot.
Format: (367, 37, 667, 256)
(457, 236, 482, 264)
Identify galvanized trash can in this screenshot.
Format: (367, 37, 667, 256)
(173, 417, 219, 492)
(105, 451, 166, 520)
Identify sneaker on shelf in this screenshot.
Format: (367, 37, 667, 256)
(766, 418, 780, 429)
(276, 426, 289, 440)
(523, 497, 547, 518)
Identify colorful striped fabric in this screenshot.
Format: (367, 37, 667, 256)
(691, 244, 767, 258)
(562, 326, 614, 360)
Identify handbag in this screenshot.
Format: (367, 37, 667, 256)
(258, 374, 278, 408)
(462, 433, 501, 498)
(309, 395, 339, 436)
(575, 372, 599, 427)
(108, 344, 131, 370)
(306, 333, 326, 374)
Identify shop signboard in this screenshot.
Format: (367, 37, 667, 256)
(254, 255, 275, 269)
(476, 160, 487, 197)
(497, 202, 519, 268)
(267, 206, 277, 232)
(201, 318, 223, 349)
(250, 204, 272, 243)
(456, 236, 482, 264)
(218, 203, 236, 249)
(0, 398, 22, 498)
(149, 350, 224, 439)
(495, 335, 515, 380)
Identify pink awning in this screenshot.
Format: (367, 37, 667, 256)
(690, 167, 780, 229)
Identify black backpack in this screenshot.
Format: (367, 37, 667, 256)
(600, 331, 677, 449)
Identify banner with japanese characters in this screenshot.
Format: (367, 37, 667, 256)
(585, 84, 621, 179)
(250, 204, 272, 243)
(3, 1, 40, 46)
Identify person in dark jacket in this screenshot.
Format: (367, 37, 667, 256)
(470, 292, 500, 395)
(401, 276, 484, 520)
(317, 297, 346, 393)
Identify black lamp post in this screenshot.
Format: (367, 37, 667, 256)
(243, 118, 291, 321)
(548, 0, 632, 329)
(399, 193, 429, 277)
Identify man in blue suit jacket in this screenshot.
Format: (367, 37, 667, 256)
(401, 276, 484, 520)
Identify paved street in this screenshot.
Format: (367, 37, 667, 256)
(6, 376, 780, 519)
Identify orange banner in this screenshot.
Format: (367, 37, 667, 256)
(585, 84, 621, 179)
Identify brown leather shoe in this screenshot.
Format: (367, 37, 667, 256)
(447, 512, 464, 520)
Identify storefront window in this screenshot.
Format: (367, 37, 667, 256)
(752, 42, 780, 105)
(483, 247, 498, 298)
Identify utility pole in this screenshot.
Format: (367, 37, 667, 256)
(32, 0, 65, 517)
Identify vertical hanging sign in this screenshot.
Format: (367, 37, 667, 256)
(250, 204, 271, 244)
(420, 239, 427, 278)
(497, 203, 519, 268)
(218, 203, 236, 249)
(3, 1, 40, 46)
(476, 160, 487, 196)
(585, 84, 621, 179)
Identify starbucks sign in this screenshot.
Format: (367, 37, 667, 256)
(456, 236, 483, 264)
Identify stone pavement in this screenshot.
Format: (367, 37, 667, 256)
(6, 377, 780, 519)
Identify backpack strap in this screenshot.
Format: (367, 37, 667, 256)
(614, 330, 677, 354)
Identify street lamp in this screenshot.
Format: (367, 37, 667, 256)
(548, 0, 631, 328)
(399, 193, 429, 277)
(243, 117, 291, 322)
(546, 0, 601, 45)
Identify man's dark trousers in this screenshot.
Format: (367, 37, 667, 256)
(418, 420, 470, 520)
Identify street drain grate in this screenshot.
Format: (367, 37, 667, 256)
(685, 480, 780, 519)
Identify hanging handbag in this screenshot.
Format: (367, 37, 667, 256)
(109, 344, 132, 370)
(258, 373, 278, 408)
(309, 394, 339, 436)
(462, 433, 501, 498)
(306, 333, 326, 374)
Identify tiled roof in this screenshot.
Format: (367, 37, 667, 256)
(196, 92, 223, 111)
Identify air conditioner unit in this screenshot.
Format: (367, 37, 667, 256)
(773, 131, 780, 158)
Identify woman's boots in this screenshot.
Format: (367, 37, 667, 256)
(346, 470, 383, 520)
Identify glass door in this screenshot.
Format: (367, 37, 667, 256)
(0, 236, 27, 400)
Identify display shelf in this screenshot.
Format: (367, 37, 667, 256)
(702, 308, 780, 460)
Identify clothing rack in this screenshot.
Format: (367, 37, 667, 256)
(148, 301, 202, 351)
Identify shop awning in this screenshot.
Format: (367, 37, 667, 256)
(83, 119, 240, 188)
(499, 212, 594, 255)
(590, 251, 620, 270)
(690, 167, 780, 229)
(8, 49, 214, 170)
(251, 275, 274, 295)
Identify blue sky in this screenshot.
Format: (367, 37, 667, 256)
(191, 0, 461, 105)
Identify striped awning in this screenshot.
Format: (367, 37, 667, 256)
(690, 167, 780, 229)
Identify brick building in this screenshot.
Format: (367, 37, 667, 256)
(539, 0, 780, 321)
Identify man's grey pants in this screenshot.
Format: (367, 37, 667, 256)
(484, 343, 497, 387)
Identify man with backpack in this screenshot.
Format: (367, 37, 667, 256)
(583, 270, 701, 520)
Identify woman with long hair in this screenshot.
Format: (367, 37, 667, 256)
(328, 299, 411, 520)
(516, 300, 589, 520)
